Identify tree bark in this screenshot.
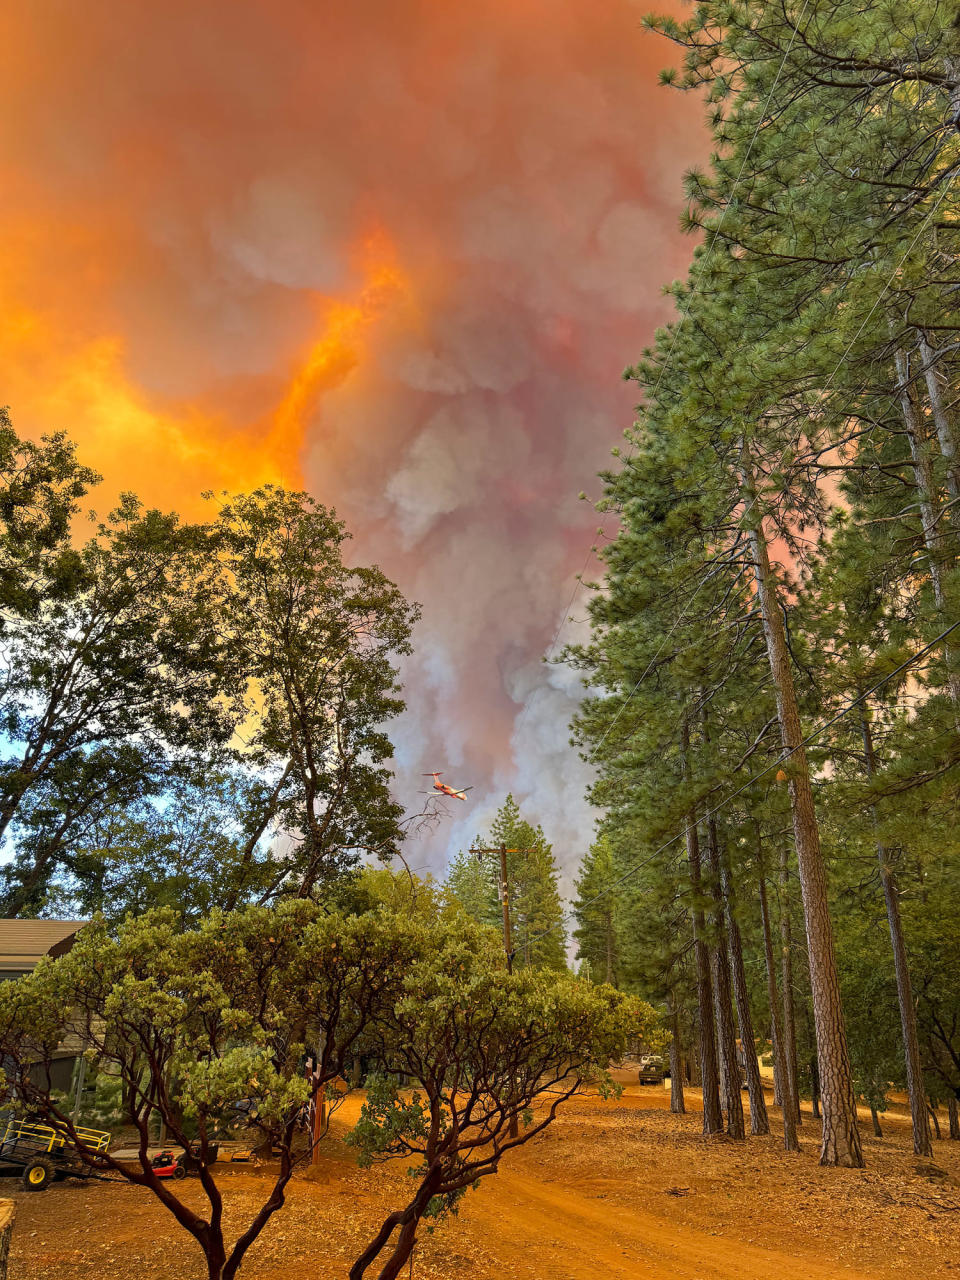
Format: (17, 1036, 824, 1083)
(779, 845, 802, 1127)
(810, 1055, 821, 1121)
(917, 329, 960, 502)
(758, 840, 798, 1150)
(681, 726, 723, 1136)
(894, 346, 960, 710)
(720, 845, 769, 1135)
(859, 710, 933, 1157)
(870, 1104, 883, 1138)
(703, 816, 745, 1139)
(741, 451, 863, 1167)
(929, 1103, 942, 1141)
(667, 994, 686, 1114)
(948, 1097, 959, 1140)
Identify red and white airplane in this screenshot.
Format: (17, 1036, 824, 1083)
(423, 772, 473, 802)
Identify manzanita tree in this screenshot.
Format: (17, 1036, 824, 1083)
(0, 901, 648, 1280)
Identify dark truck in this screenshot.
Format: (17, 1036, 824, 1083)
(637, 1053, 666, 1085)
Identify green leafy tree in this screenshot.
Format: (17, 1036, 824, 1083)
(0, 408, 97, 623)
(0, 903, 650, 1280)
(213, 487, 420, 900)
(346, 919, 649, 1280)
(0, 494, 237, 914)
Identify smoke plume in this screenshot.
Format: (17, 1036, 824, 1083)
(0, 0, 703, 896)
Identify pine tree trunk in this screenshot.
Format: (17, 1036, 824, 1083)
(667, 994, 686, 1114)
(720, 845, 769, 1135)
(741, 452, 863, 1168)
(859, 710, 932, 1157)
(704, 815, 745, 1139)
(894, 346, 960, 709)
(681, 726, 723, 1135)
(758, 842, 798, 1151)
(605, 908, 614, 985)
(917, 329, 960, 502)
(948, 1097, 959, 1140)
(895, 347, 954, 611)
(929, 1103, 942, 1141)
(811, 1056, 821, 1121)
(870, 1104, 883, 1138)
(772, 1036, 784, 1107)
(779, 844, 802, 1128)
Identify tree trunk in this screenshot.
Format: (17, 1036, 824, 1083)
(810, 1055, 821, 1121)
(779, 845, 802, 1128)
(894, 346, 960, 709)
(741, 451, 863, 1168)
(870, 1105, 883, 1138)
(929, 1103, 942, 1141)
(703, 816, 745, 1139)
(720, 845, 769, 1135)
(948, 1097, 959, 1140)
(772, 1032, 784, 1108)
(917, 329, 960, 502)
(859, 710, 933, 1157)
(667, 995, 686, 1114)
(758, 842, 799, 1151)
(605, 907, 614, 986)
(681, 726, 723, 1136)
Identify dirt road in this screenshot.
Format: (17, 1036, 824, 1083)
(8, 1081, 959, 1279)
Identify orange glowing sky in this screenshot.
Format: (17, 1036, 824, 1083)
(0, 0, 704, 879)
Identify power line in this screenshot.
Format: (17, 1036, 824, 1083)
(527, 618, 960, 949)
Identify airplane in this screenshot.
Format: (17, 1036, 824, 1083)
(422, 772, 473, 802)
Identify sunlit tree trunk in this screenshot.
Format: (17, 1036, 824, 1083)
(758, 841, 799, 1151)
(917, 330, 960, 502)
(720, 843, 769, 1135)
(681, 726, 723, 1135)
(859, 707, 932, 1157)
(667, 993, 686, 1114)
(894, 347, 960, 710)
(703, 815, 745, 1138)
(741, 451, 863, 1167)
(779, 845, 802, 1127)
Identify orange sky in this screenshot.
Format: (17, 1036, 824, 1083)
(0, 0, 703, 876)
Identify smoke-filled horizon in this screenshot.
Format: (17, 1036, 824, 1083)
(0, 0, 704, 896)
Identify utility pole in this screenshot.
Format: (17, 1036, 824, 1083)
(469, 844, 536, 973)
(469, 844, 535, 1141)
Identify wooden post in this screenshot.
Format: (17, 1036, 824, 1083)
(0, 1200, 15, 1280)
(498, 845, 513, 973)
(471, 843, 532, 1140)
(312, 1085, 326, 1166)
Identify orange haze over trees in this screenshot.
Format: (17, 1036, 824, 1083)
(0, 0, 704, 874)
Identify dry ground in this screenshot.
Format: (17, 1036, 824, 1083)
(7, 1077, 960, 1279)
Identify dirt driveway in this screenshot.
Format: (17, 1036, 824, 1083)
(7, 1081, 959, 1279)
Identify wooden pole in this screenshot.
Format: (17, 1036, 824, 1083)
(312, 1084, 326, 1165)
(498, 845, 514, 973)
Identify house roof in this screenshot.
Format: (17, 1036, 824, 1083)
(0, 920, 86, 972)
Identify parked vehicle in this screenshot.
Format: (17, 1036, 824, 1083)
(0, 1115, 109, 1191)
(637, 1054, 666, 1085)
